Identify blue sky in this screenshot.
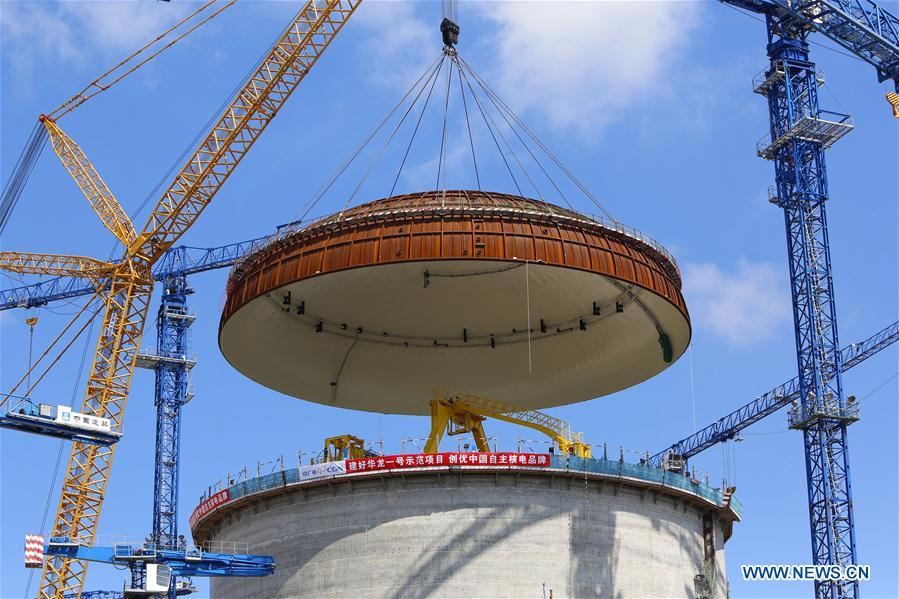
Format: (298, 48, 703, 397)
(1, 1, 896, 597)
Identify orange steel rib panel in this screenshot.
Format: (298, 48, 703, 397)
(223, 191, 687, 330)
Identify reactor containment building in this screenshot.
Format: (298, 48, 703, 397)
(195, 190, 739, 598)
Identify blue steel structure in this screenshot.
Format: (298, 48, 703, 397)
(45, 537, 274, 578)
(718, 1, 898, 597)
(0, 397, 121, 446)
(725, 0, 899, 91)
(757, 17, 858, 599)
(0, 237, 269, 311)
(650, 320, 898, 467)
(146, 274, 193, 598)
(123, 236, 273, 598)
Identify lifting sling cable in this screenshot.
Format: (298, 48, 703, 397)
(293, 53, 446, 224)
(458, 56, 618, 223)
(346, 55, 447, 214)
(3, 292, 104, 403)
(290, 20, 617, 233)
(455, 55, 571, 212)
(0, 122, 49, 235)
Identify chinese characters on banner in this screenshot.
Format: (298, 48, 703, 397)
(189, 489, 231, 529)
(346, 452, 550, 474)
(190, 453, 552, 529)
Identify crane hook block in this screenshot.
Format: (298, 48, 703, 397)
(441, 18, 460, 48)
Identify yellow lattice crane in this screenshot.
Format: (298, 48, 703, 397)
(425, 393, 592, 458)
(0, 1, 362, 596)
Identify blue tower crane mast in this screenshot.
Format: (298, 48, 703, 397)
(716, 1, 897, 597)
(755, 16, 858, 599)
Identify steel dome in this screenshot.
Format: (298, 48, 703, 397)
(219, 190, 690, 415)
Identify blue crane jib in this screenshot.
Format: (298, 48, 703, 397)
(44, 537, 275, 579)
(723, 0, 899, 89)
(0, 235, 271, 311)
(650, 320, 898, 467)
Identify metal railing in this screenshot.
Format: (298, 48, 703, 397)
(228, 195, 683, 291)
(194, 449, 741, 522)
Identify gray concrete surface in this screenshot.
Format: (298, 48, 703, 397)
(206, 471, 730, 598)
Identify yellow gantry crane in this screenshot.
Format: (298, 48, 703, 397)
(322, 434, 372, 462)
(425, 393, 592, 458)
(0, 1, 362, 596)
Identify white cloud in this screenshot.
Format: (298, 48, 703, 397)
(684, 259, 791, 346)
(1, 1, 188, 74)
(353, 1, 433, 88)
(470, 1, 700, 135)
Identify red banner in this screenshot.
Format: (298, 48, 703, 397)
(189, 489, 230, 529)
(347, 452, 550, 474)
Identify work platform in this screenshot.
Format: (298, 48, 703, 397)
(135, 350, 197, 371)
(756, 110, 854, 159)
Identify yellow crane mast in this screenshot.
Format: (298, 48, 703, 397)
(0, 1, 362, 596)
(425, 393, 592, 458)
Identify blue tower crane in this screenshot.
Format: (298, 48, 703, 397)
(717, 1, 897, 597)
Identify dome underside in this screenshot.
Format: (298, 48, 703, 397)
(220, 191, 689, 414)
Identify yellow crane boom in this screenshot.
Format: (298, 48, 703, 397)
(0, 1, 361, 596)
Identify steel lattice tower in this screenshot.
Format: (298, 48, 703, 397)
(759, 12, 858, 599)
(130, 274, 195, 598)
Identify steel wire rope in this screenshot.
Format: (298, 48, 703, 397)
(456, 56, 576, 213)
(4, 291, 104, 401)
(435, 54, 455, 195)
(345, 54, 447, 212)
(525, 259, 532, 374)
(690, 345, 698, 434)
(0, 122, 49, 236)
(455, 58, 524, 196)
(386, 55, 449, 199)
(458, 56, 618, 222)
(454, 57, 481, 190)
(456, 59, 546, 202)
(21, 301, 105, 399)
(23, 315, 97, 599)
(295, 54, 445, 225)
(0, 2, 222, 239)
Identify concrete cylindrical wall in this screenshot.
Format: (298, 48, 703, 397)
(199, 470, 731, 598)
